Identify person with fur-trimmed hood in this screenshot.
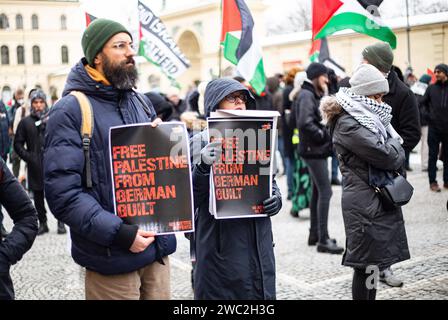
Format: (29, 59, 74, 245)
(320, 64, 410, 300)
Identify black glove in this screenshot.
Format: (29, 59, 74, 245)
(197, 141, 222, 173)
(263, 195, 282, 217)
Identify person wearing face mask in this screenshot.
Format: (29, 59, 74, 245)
(320, 63, 410, 300)
(189, 78, 282, 300)
(295, 62, 344, 255)
(14, 90, 66, 236)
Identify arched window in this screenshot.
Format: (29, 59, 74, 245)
(61, 45, 69, 64)
(32, 45, 40, 64)
(16, 14, 23, 29)
(1, 46, 9, 65)
(60, 14, 67, 30)
(31, 14, 38, 30)
(17, 46, 24, 64)
(0, 14, 9, 29)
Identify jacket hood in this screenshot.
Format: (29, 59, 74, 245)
(204, 78, 256, 117)
(320, 96, 343, 124)
(62, 58, 120, 101)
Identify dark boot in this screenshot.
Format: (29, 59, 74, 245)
(57, 221, 67, 234)
(37, 222, 49, 235)
(317, 239, 344, 254)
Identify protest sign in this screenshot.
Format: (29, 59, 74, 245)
(109, 122, 194, 234)
(207, 113, 277, 219)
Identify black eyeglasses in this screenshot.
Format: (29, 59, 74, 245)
(224, 92, 247, 104)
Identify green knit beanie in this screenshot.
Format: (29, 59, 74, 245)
(362, 42, 394, 73)
(81, 18, 132, 65)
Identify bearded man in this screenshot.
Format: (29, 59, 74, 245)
(43, 19, 176, 300)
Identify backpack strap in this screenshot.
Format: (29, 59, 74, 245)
(70, 91, 94, 189)
(134, 92, 154, 120)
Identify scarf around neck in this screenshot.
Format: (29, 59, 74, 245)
(336, 87, 402, 144)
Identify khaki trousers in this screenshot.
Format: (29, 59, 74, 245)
(85, 256, 170, 300)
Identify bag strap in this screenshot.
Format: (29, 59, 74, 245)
(134, 92, 154, 120)
(70, 91, 94, 189)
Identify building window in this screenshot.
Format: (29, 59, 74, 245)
(31, 14, 38, 30)
(15, 14, 23, 29)
(61, 45, 69, 64)
(1, 46, 9, 65)
(17, 46, 24, 64)
(60, 15, 67, 30)
(32, 45, 40, 64)
(0, 14, 9, 29)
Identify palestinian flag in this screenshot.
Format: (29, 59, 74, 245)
(313, 0, 396, 49)
(220, 0, 266, 95)
(85, 12, 97, 27)
(309, 37, 346, 78)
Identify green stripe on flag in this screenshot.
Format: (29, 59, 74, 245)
(315, 12, 396, 49)
(222, 33, 240, 65)
(249, 59, 266, 95)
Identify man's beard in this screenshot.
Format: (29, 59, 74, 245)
(102, 54, 138, 90)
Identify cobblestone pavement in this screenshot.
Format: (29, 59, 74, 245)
(4, 153, 448, 300)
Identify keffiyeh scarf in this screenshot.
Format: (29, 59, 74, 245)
(336, 87, 403, 144)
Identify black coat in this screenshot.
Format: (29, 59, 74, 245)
(14, 113, 46, 191)
(421, 80, 448, 133)
(0, 158, 38, 299)
(190, 130, 280, 300)
(383, 70, 421, 153)
(295, 81, 332, 159)
(281, 85, 294, 157)
(323, 98, 410, 270)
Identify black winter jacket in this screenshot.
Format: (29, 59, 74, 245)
(14, 114, 46, 191)
(0, 158, 38, 299)
(295, 81, 332, 159)
(322, 97, 410, 270)
(421, 80, 448, 133)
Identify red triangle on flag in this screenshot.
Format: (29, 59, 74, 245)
(312, 0, 343, 40)
(427, 68, 437, 84)
(220, 0, 243, 43)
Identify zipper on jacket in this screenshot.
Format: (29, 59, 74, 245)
(106, 248, 111, 257)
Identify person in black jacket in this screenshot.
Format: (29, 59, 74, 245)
(296, 63, 344, 254)
(321, 63, 409, 300)
(0, 157, 38, 300)
(190, 78, 282, 300)
(358, 42, 419, 287)
(411, 74, 432, 171)
(14, 90, 66, 236)
(421, 64, 448, 192)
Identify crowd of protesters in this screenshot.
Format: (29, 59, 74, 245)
(0, 17, 447, 301)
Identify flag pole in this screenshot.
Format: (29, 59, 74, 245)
(405, 0, 411, 66)
(218, 0, 223, 77)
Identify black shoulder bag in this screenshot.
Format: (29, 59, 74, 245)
(338, 154, 414, 211)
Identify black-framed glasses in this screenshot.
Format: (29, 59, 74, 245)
(224, 92, 247, 104)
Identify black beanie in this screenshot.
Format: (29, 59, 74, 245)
(82, 18, 132, 65)
(435, 64, 448, 77)
(306, 63, 328, 80)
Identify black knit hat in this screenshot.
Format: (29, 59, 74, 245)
(81, 18, 132, 65)
(306, 63, 328, 80)
(435, 63, 448, 77)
